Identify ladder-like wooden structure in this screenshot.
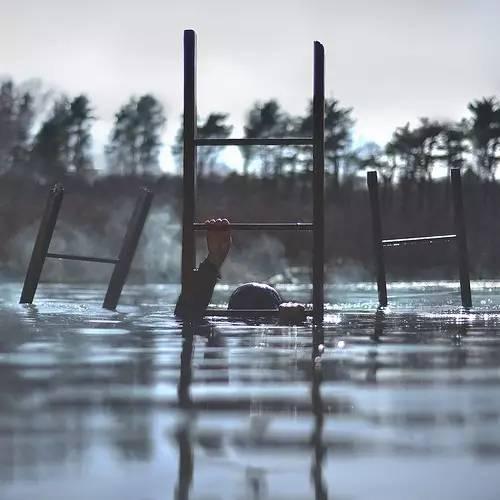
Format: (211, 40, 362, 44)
(367, 168, 472, 308)
(181, 29, 325, 324)
(19, 184, 153, 309)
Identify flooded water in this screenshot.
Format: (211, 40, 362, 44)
(1, 281, 500, 499)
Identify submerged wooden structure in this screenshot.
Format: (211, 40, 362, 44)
(19, 184, 153, 309)
(181, 29, 326, 324)
(367, 168, 472, 308)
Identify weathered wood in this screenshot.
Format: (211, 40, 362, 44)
(47, 253, 118, 264)
(181, 32, 326, 324)
(195, 137, 313, 146)
(103, 188, 153, 309)
(181, 29, 197, 306)
(20, 184, 64, 304)
(193, 222, 313, 231)
(382, 234, 456, 247)
(367, 171, 388, 307)
(450, 168, 472, 308)
(312, 41, 325, 325)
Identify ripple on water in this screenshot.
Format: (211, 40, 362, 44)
(1, 281, 500, 500)
(76, 327, 131, 335)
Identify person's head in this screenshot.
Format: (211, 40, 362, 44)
(228, 282, 282, 311)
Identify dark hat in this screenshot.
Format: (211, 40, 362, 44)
(228, 282, 282, 310)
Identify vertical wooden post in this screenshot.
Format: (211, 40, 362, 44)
(450, 168, 472, 308)
(20, 184, 64, 304)
(181, 29, 197, 302)
(367, 171, 388, 307)
(103, 188, 153, 310)
(312, 41, 325, 325)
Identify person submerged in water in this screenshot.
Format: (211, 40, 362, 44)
(175, 218, 306, 324)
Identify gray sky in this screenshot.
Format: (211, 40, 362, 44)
(1, 0, 499, 171)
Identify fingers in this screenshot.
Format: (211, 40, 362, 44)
(205, 218, 230, 230)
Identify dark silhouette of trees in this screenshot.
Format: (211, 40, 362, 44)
(413, 118, 443, 183)
(31, 98, 71, 179)
(106, 94, 166, 175)
(197, 113, 232, 176)
(439, 120, 469, 173)
(241, 100, 291, 177)
(68, 95, 94, 173)
(296, 98, 354, 189)
(386, 119, 442, 183)
(323, 98, 354, 187)
(387, 123, 419, 180)
(172, 113, 233, 177)
(3, 76, 500, 196)
(467, 97, 500, 181)
(31, 94, 94, 180)
(0, 80, 35, 174)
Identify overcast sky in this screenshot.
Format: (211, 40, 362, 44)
(1, 0, 499, 171)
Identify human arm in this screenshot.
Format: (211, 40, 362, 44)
(175, 218, 231, 319)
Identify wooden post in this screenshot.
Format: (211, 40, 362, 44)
(181, 29, 197, 303)
(367, 171, 388, 307)
(20, 184, 64, 304)
(450, 168, 472, 308)
(312, 41, 325, 325)
(103, 188, 153, 310)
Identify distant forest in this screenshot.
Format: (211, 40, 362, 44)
(1, 78, 500, 283)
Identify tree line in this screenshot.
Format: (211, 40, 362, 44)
(1, 78, 500, 185)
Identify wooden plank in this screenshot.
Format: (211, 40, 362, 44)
(195, 137, 313, 146)
(102, 188, 153, 309)
(46, 253, 118, 264)
(181, 29, 197, 307)
(367, 171, 388, 307)
(20, 184, 64, 304)
(312, 41, 325, 326)
(382, 234, 457, 247)
(193, 222, 313, 231)
(450, 168, 472, 308)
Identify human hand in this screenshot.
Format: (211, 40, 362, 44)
(278, 302, 306, 325)
(206, 218, 231, 270)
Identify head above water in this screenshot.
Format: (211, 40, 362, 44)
(228, 283, 282, 311)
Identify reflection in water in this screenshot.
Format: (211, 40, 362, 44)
(1, 283, 500, 499)
(176, 327, 194, 500)
(311, 327, 327, 500)
(174, 324, 330, 500)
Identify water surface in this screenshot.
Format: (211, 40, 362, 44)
(1, 281, 500, 500)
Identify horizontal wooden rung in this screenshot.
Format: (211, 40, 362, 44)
(205, 308, 314, 317)
(46, 253, 119, 264)
(195, 137, 313, 146)
(193, 223, 314, 231)
(382, 234, 457, 247)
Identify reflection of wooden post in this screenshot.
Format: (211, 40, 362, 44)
(20, 184, 64, 304)
(103, 188, 153, 310)
(181, 29, 197, 307)
(175, 327, 194, 500)
(311, 331, 327, 499)
(312, 41, 325, 326)
(367, 171, 388, 307)
(450, 168, 472, 308)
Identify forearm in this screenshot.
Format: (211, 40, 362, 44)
(174, 257, 220, 319)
